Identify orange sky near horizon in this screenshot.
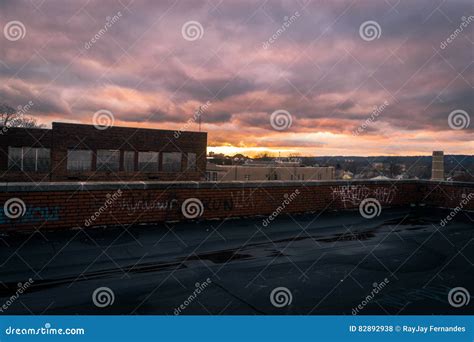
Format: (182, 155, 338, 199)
(2, 0, 472, 157)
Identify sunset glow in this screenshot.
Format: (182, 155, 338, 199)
(1, 0, 472, 156)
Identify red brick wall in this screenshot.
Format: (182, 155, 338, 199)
(1, 180, 471, 231)
(419, 182, 474, 211)
(0, 123, 207, 182)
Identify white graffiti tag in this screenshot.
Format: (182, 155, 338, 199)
(331, 186, 396, 208)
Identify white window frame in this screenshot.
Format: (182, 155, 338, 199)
(8, 146, 50, 172)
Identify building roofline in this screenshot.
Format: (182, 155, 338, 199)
(52, 121, 207, 135)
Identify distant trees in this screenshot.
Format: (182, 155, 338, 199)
(0, 102, 44, 129)
(254, 152, 274, 161)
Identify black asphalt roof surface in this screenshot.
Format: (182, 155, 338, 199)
(0, 207, 472, 315)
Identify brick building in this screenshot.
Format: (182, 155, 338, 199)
(0, 122, 207, 182)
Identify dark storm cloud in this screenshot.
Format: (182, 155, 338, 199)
(1, 0, 472, 153)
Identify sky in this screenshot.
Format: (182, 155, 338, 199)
(0, 0, 473, 156)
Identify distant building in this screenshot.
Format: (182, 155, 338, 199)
(370, 175, 391, 180)
(341, 171, 354, 180)
(206, 162, 335, 181)
(371, 162, 385, 171)
(431, 151, 444, 181)
(0, 122, 207, 182)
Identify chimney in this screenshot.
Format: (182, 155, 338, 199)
(431, 151, 444, 181)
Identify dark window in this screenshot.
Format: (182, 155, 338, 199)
(138, 152, 158, 172)
(8, 147, 51, 172)
(162, 152, 182, 172)
(67, 150, 92, 171)
(8, 147, 22, 171)
(123, 151, 135, 172)
(96, 150, 120, 171)
(187, 153, 196, 171)
(22, 148, 36, 171)
(37, 148, 50, 172)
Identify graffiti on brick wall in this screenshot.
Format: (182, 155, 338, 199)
(0, 206, 60, 224)
(230, 190, 257, 210)
(113, 190, 257, 215)
(115, 196, 179, 216)
(372, 187, 397, 204)
(203, 190, 257, 211)
(330, 185, 397, 208)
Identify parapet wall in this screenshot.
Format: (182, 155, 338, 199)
(0, 180, 472, 231)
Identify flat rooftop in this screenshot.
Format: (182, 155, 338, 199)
(0, 207, 472, 315)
